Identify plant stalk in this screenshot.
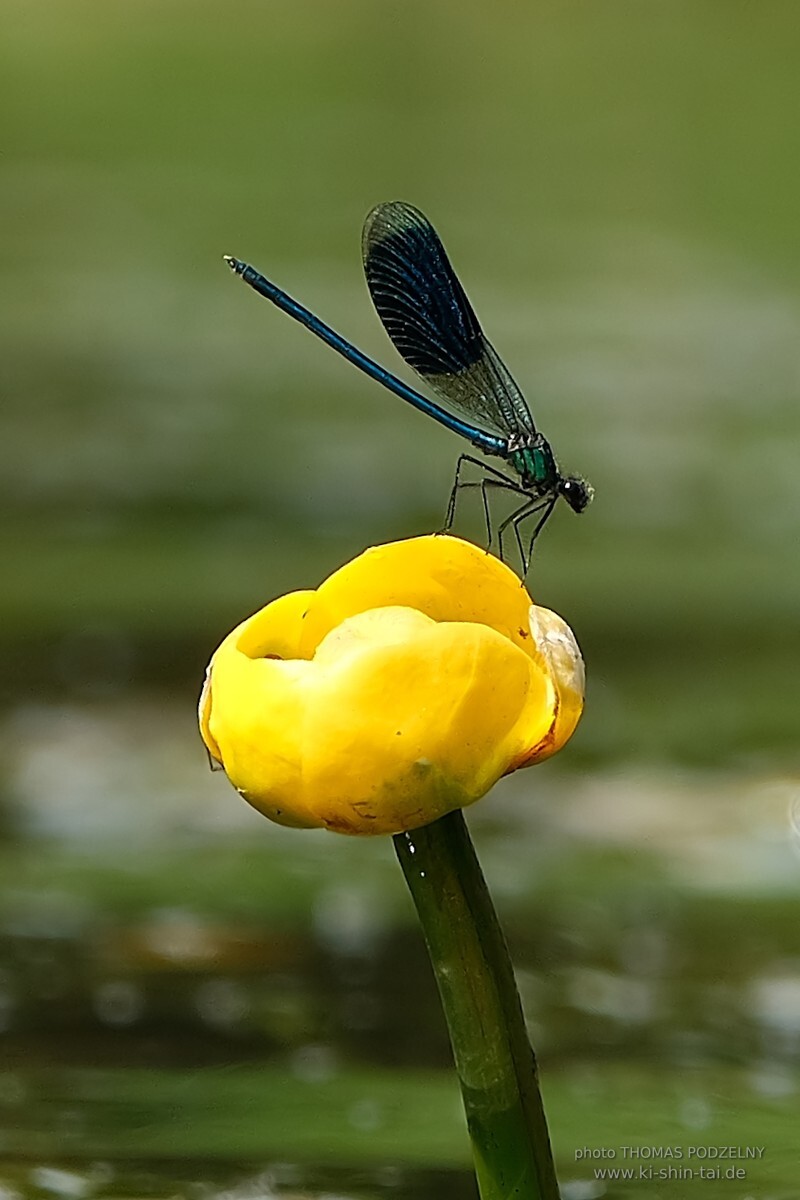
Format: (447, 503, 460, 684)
(393, 809, 560, 1200)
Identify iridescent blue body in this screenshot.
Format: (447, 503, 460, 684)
(225, 201, 591, 570)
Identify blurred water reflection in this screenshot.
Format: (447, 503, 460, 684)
(4, 0, 800, 1195)
(2, 707, 799, 1026)
(2, 691, 799, 1192)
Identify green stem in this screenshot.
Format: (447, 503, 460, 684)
(393, 809, 560, 1200)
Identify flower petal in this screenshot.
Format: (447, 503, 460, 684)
(199, 537, 584, 835)
(297, 535, 537, 661)
(507, 606, 585, 769)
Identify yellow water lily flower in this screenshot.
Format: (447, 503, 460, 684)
(199, 535, 584, 836)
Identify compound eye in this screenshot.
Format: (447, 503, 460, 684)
(562, 477, 592, 513)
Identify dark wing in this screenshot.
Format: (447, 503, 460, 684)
(362, 201, 536, 439)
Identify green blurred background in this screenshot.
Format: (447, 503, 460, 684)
(2, 3, 799, 1198)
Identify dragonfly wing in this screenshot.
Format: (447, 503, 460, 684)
(362, 201, 537, 439)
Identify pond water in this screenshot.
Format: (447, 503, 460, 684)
(1, 699, 799, 1198)
(4, 1, 800, 1195)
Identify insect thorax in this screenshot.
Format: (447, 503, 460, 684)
(509, 436, 558, 493)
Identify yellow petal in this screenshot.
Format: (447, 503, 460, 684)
(235, 589, 316, 660)
(199, 536, 585, 835)
(297, 535, 537, 661)
(300, 607, 552, 833)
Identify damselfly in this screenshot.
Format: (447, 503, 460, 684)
(225, 201, 591, 571)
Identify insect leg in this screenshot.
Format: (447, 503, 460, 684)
(443, 454, 481, 532)
(521, 496, 558, 571)
(477, 477, 531, 551)
(442, 455, 520, 535)
(505, 503, 535, 570)
(497, 494, 556, 574)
